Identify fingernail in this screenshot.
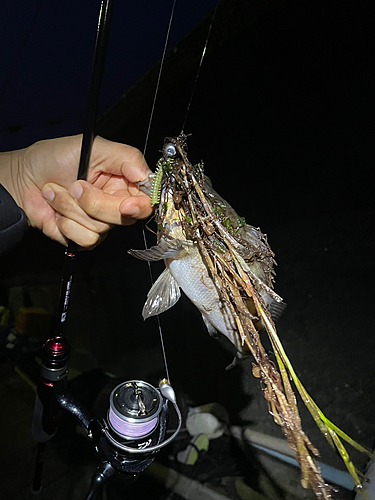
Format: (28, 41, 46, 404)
(42, 187, 55, 202)
(55, 212, 61, 220)
(69, 182, 83, 200)
(123, 205, 140, 217)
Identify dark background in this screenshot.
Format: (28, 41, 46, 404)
(0, 1, 374, 499)
(0, 0, 218, 150)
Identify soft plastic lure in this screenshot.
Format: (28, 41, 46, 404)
(150, 161, 163, 206)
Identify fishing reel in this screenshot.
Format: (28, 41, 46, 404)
(84, 377, 182, 496)
(32, 337, 182, 499)
(96, 378, 182, 460)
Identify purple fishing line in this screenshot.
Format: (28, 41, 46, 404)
(108, 408, 158, 438)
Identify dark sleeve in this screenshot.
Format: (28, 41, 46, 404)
(0, 185, 28, 256)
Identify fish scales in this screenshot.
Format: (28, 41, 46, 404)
(159, 182, 240, 349)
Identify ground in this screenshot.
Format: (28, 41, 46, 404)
(0, 203, 373, 500)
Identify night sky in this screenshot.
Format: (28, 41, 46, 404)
(0, 0, 218, 151)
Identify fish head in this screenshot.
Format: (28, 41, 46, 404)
(162, 133, 189, 166)
(153, 134, 199, 242)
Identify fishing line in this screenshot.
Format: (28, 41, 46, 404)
(140, 2, 219, 381)
(141, 0, 178, 383)
(181, 2, 218, 134)
(143, 0, 177, 158)
(142, 228, 170, 383)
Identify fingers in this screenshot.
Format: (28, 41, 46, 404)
(68, 180, 152, 225)
(40, 216, 69, 247)
(89, 136, 152, 184)
(41, 213, 101, 249)
(119, 194, 154, 225)
(42, 183, 111, 233)
(55, 215, 106, 249)
(37, 136, 153, 249)
(40, 209, 105, 250)
(41, 181, 111, 248)
(42, 179, 152, 238)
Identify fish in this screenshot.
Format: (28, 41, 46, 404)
(129, 133, 372, 498)
(130, 136, 285, 350)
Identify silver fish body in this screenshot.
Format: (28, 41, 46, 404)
(162, 186, 240, 347)
(129, 135, 285, 354)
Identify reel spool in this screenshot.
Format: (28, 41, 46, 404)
(107, 380, 163, 449)
(102, 378, 182, 455)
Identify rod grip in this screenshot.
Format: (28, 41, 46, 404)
(31, 395, 58, 443)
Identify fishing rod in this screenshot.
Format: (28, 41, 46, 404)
(30, 2, 181, 499)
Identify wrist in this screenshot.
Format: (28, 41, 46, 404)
(0, 149, 25, 210)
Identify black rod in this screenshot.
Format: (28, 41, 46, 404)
(31, 442, 46, 494)
(77, 0, 114, 181)
(54, 0, 114, 338)
(31, 1, 115, 494)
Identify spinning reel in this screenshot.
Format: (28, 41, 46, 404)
(32, 337, 182, 499)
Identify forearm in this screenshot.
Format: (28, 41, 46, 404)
(0, 186, 28, 255)
(0, 150, 23, 209)
(0, 151, 29, 255)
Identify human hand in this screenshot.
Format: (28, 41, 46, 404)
(0, 135, 152, 248)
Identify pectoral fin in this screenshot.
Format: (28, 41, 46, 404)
(128, 236, 186, 262)
(142, 268, 181, 319)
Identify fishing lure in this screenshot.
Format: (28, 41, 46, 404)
(150, 161, 164, 206)
(130, 133, 373, 498)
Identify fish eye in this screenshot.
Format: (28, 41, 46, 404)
(164, 143, 176, 157)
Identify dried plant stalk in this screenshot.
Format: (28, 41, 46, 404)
(131, 134, 373, 499)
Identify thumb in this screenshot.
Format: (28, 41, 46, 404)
(70, 180, 152, 225)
